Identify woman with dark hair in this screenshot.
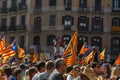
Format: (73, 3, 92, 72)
(101, 63, 111, 79)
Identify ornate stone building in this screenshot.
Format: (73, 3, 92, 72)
(0, 0, 120, 59)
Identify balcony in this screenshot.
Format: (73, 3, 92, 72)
(18, 3, 27, 11)
(111, 26, 120, 32)
(64, 26, 71, 30)
(33, 8, 42, 14)
(78, 7, 89, 13)
(7, 26, 16, 31)
(0, 26, 7, 32)
(78, 26, 89, 32)
(16, 25, 26, 30)
(91, 7, 104, 14)
(90, 26, 103, 33)
(8, 6, 17, 12)
(1, 8, 8, 14)
(31, 26, 41, 32)
(112, 7, 120, 12)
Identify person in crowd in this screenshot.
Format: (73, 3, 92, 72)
(63, 65, 73, 80)
(24, 69, 30, 80)
(32, 62, 45, 80)
(34, 60, 55, 80)
(0, 67, 5, 80)
(83, 62, 101, 80)
(4, 66, 13, 80)
(101, 63, 111, 79)
(19, 63, 28, 80)
(48, 58, 67, 80)
(28, 67, 38, 80)
(110, 67, 120, 80)
(12, 68, 23, 80)
(66, 65, 81, 80)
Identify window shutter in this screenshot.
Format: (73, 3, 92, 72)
(72, 17, 74, 25)
(62, 16, 65, 25)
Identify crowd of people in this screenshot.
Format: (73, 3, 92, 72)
(0, 55, 120, 80)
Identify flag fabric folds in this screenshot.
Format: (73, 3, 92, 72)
(2, 41, 17, 63)
(114, 55, 120, 66)
(79, 42, 88, 55)
(0, 34, 5, 54)
(100, 49, 105, 60)
(84, 51, 95, 64)
(32, 51, 38, 62)
(18, 48, 25, 58)
(63, 32, 78, 66)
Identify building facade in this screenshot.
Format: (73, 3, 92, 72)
(0, 0, 120, 59)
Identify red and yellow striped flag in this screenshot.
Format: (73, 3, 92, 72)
(63, 32, 78, 66)
(2, 41, 17, 63)
(79, 42, 88, 55)
(0, 34, 5, 54)
(85, 51, 95, 64)
(100, 49, 105, 60)
(18, 48, 25, 58)
(114, 55, 120, 66)
(32, 51, 38, 62)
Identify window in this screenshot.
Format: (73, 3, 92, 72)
(50, 15, 56, 26)
(113, 0, 120, 9)
(92, 17, 103, 31)
(1, 18, 7, 31)
(79, 0, 87, 8)
(21, 0, 26, 5)
(10, 17, 16, 30)
(91, 37, 102, 51)
(33, 36, 40, 45)
(21, 15, 26, 25)
(11, 0, 17, 7)
(49, 0, 56, 6)
(111, 37, 120, 54)
(35, 0, 42, 9)
(19, 36, 25, 48)
(2, 0, 7, 8)
(47, 35, 56, 46)
(112, 18, 120, 26)
(34, 17, 41, 30)
(78, 16, 89, 31)
(78, 36, 88, 51)
(62, 15, 74, 30)
(95, 0, 101, 11)
(62, 35, 71, 44)
(64, 0, 71, 10)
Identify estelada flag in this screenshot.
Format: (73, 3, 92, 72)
(85, 51, 95, 64)
(18, 47, 25, 58)
(0, 34, 5, 54)
(79, 42, 88, 55)
(63, 32, 78, 66)
(2, 41, 17, 63)
(100, 49, 105, 60)
(114, 55, 120, 66)
(32, 51, 38, 62)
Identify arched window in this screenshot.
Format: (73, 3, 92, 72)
(34, 17, 41, 30)
(78, 35, 88, 51)
(47, 35, 56, 46)
(91, 36, 102, 51)
(78, 16, 89, 31)
(62, 35, 71, 45)
(33, 35, 40, 45)
(112, 17, 120, 26)
(111, 37, 120, 54)
(35, 0, 42, 9)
